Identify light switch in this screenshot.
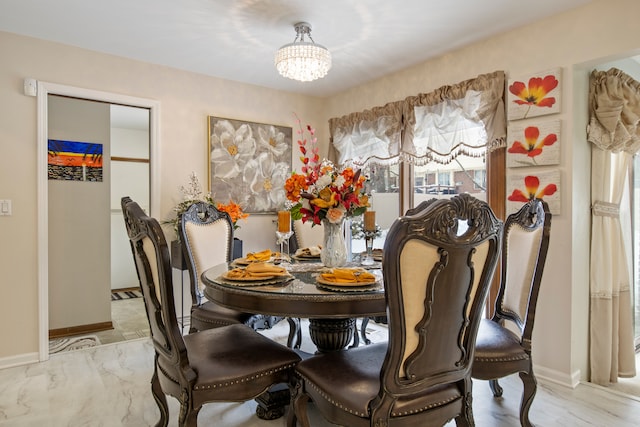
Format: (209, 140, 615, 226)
(0, 200, 12, 216)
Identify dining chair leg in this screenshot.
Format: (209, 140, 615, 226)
(360, 317, 372, 345)
(151, 356, 169, 427)
(519, 369, 537, 427)
(288, 380, 311, 427)
(286, 317, 302, 349)
(489, 379, 503, 397)
(350, 321, 360, 348)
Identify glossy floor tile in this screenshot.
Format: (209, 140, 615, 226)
(5, 318, 640, 426)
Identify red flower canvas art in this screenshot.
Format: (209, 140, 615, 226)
(507, 171, 560, 215)
(507, 68, 561, 120)
(506, 119, 561, 167)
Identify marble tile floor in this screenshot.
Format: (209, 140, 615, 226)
(6, 318, 639, 426)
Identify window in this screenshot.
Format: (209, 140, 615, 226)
(330, 71, 505, 250)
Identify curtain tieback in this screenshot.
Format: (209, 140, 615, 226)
(592, 200, 620, 217)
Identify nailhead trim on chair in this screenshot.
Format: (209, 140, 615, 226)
(474, 354, 529, 362)
(299, 373, 459, 418)
(391, 395, 459, 417)
(193, 363, 297, 390)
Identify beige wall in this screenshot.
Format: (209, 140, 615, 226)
(0, 30, 326, 363)
(1, 0, 639, 386)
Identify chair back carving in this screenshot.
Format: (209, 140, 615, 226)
(180, 202, 234, 305)
(378, 194, 501, 403)
(121, 197, 189, 378)
(494, 199, 551, 349)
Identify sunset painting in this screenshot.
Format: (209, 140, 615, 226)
(48, 140, 103, 182)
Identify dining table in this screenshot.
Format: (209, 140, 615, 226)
(201, 257, 386, 419)
(201, 259, 387, 353)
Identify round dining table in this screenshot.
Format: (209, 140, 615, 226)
(201, 260, 387, 353)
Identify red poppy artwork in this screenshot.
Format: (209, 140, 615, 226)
(507, 68, 561, 120)
(507, 170, 560, 214)
(507, 119, 561, 167)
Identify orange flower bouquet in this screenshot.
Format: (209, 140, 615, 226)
(167, 172, 249, 238)
(284, 117, 369, 225)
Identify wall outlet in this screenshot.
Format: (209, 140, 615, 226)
(0, 200, 12, 216)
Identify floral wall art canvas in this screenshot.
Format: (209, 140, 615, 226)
(506, 119, 561, 167)
(208, 116, 292, 213)
(507, 68, 561, 121)
(507, 170, 561, 215)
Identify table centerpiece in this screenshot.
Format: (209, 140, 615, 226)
(284, 116, 369, 267)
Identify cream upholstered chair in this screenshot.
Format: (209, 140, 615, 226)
(472, 199, 551, 427)
(287, 194, 502, 427)
(179, 202, 277, 333)
(121, 197, 301, 425)
(292, 219, 324, 249)
(180, 202, 300, 347)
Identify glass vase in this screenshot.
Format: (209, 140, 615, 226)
(321, 218, 347, 268)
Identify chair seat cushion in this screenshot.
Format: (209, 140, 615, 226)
(472, 319, 530, 379)
(183, 324, 301, 407)
(190, 301, 258, 330)
(296, 343, 461, 418)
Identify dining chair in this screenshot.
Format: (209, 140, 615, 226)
(180, 201, 301, 347)
(359, 199, 439, 345)
(292, 219, 324, 250)
(287, 193, 502, 427)
(472, 198, 551, 427)
(120, 197, 301, 425)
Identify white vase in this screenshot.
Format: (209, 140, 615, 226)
(320, 218, 347, 268)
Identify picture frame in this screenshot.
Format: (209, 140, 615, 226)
(506, 119, 561, 168)
(507, 169, 561, 215)
(208, 116, 292, 214)
(507, 68, 561, 121)
(47, 139, 103, 182)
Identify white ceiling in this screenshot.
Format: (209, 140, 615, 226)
(1, 0, 595, 98)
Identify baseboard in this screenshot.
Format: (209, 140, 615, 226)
(49, 321, 113, 339)
(0, 351, 39, 369)
(535, 364, 581, 388)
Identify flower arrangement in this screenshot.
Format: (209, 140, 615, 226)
(166, 172, 248, 238)
(284, 116, 369, 225)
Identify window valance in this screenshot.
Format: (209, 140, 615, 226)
(588, 68, 640, 154)
(328, 101, 403, 167)
(328, 70, 506, 167)
(404, 70, 506, 165)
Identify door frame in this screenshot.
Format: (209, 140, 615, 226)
(36, 81, 160, 360)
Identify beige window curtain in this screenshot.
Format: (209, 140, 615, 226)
(328, 71, 506, 168)
(328, 101, 403, 167)
(403, 70, 506, 165)
(588, 68, 640, 385)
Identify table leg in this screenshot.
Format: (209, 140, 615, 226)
(308, 318, 355, 352)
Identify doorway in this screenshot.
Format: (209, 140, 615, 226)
(36, 81, 160, 361)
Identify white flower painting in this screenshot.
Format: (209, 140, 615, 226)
(208, 116, 292, 213)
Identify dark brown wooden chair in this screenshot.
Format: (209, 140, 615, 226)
(472, 199, 551, 427)
(121, 197, 301, 426)
(180, 201, 299, 346)
(287, 193, 502, 427)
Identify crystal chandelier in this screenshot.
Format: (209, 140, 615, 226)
(275, 22, 332, 82)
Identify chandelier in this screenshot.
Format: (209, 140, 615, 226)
(275, 22, 332, 82)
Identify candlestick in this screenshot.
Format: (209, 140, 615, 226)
(278, 210, 291, 233)
(364, 210, 376, 231)
(82, 163, 87, 181)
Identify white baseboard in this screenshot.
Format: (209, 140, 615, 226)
(535, 364, 581, 388)
(0, 352, 39, 370)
